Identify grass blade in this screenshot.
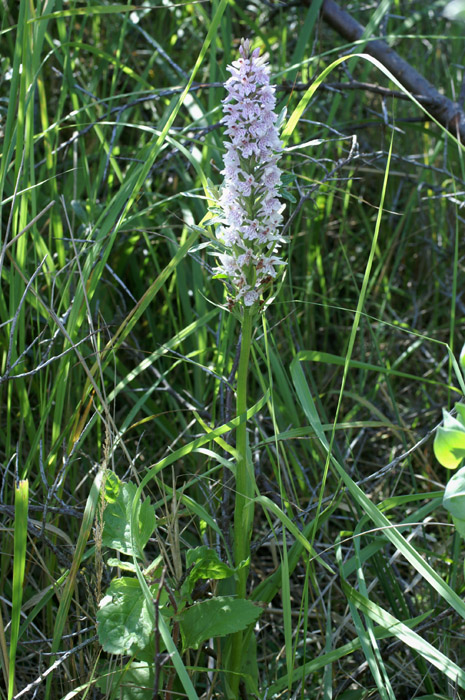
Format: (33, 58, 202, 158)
(8, 480, 29, 700)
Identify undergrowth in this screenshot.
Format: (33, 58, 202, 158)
(1, 1, 465, 698)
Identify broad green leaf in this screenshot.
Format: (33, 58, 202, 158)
(178, 597, 262, 651)
(106, 557, 138, 573)
(131, 635, 157, 664)
(443, 465, 465, 520)
(444, 0, 465, 21)
(102, 481, 155, 559)
(456, 403, 465, 422)
(184, 546, 236, 596)
(104, 471, 121, 503)
(97, 578, 154, 655)
(445, 408, 465, 431)
(433, 408, 465, 469)
(453, 516, 465, 539)
(96, 660, 154, 700)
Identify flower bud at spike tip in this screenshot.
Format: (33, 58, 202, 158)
(212, 38, 286, 309)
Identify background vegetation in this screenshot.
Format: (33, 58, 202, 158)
(1, 0, 465, 698)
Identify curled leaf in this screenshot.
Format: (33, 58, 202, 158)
(443, 465, 465, 520)
(433, 408, 465, 470)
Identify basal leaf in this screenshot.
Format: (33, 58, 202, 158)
(107, 557, 138, 573)
(104, 470, 121, 503)
(455, 402, 465, 423)
(178, 597, 261, 651)
(185, 546, 236, 589)
(433, 409, 465, 470)
(452, 516, 465, 540)
(96, 660, 155, 700)
(97, 577, 154, 655)
(102, 481, 155, 558)
(443, 465, 465, 519)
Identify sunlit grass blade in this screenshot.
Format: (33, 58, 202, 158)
(8, 479, 28, 700)
(44, 470, 104, 700)
(291, 350, 465, 619)
(343, 581, 465, 690)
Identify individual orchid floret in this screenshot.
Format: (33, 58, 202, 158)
(212, 38, 286, 309)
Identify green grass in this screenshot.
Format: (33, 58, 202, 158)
(2, 0, 465, 697)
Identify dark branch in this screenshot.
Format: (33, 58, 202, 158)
(317, 0, 465, 141)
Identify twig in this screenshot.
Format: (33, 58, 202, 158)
(281, 132, 358, 240)
(128, 18, 189, 80)
(2, 201, 56, 252)
(12, 635, 98, 699)
(0, 503, 82, 519)
(21, 626, 96, 646)
(40, 436, 84, 538)
(282, 79, 432, 103)
(0, 331, 98, 384)
(4, 239, 133, 468)
(1, 256, 48, 383)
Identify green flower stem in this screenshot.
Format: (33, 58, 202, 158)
(234, 307, 254, 585)
(229, 307, 255, 696)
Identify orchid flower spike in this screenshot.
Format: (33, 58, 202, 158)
(213, 38, 286, 309)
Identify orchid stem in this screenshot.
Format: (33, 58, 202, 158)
(229, 307, 254, 696)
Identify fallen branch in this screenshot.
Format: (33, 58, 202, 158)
(317, 0, 465, 141)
